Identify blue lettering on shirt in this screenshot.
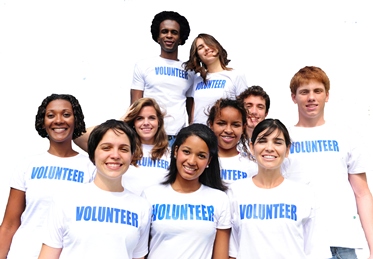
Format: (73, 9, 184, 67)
(290, 140, 339, 154)
(152, 203, 214, 222)
(31, 166, 85, 183)
(76, 206, 139, 227)
(137, 157, 169, 169)
(239, 203, 297, 221)
(221, 169, 248, 180)
(154, 66, 188, 79)
(195, 80, 226, 90)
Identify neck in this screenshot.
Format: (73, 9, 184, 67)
(218, 146, 239, 158)
(252, 168, 284, 189)
(206, 60, 224, 73)
(48, 141, 78, 157)
(246, 127, 253, 140)
(160, 51, 178, 61)
(296, 116, 326, 127)
(94, 174, 124, 192)
(172, 175, 201, 193)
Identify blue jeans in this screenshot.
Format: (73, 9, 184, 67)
(330, 247, 357, 259)
(168, 135, 176, 148)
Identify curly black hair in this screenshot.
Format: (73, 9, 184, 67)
(150, 11, 190, 45)
(35, 94, 86, 139)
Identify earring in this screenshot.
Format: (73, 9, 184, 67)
(206, 165, 209, 168)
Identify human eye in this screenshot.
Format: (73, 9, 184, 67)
(149, 115, 157, 121)
(135, 116, 144, 121)
(182, 149, 190, 155)
(120, 146, 130, 153)
(101, 145, 111, 151)
(63, 112, 72, 118)
(314, 88, 323, 93)
(46, 113, 54, 119)
(233, 122, 242, 128)
(198, 153, 207, 159)
(171, 30, 179, 35)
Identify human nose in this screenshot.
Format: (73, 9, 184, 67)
(54, 114, 63, 123)
(143, 118, 150, 125)
(250, 107, 258, 115)
(223, 124, 233, 133)
(187, 154, 197, 165)
(110, 148, 120, 159)
(308, 92, 315, 101)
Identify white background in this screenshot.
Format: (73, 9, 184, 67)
(1, 0, 372, 254)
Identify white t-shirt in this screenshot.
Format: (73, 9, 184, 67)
(122, 144, 170, 195)
(131, 56, 194, 135)
(282, 123, 368, 249)
(190, 69, 248, 124)
(42, 182, 152, 259)
(219, 153, 257, 187)
(228, 178, 329, 259)
(7, 152, 96, 259)
(142, 184, 231, 259)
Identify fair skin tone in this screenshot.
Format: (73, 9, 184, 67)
(74, 105, 159, 151)
(196, 38, 223, 73)
(39, 129, 144, 259)
(250, 129, 289, 188)
(0, 99, 77, 258)
(229, 128, 289, 259)
(209, 107, 244, 157)
(291, 80, 329, 127)
(172, 135, 229, 259)
(293, 81, 373, 258)
(133, 106, 158, 145)
(243, 95, 268, 139)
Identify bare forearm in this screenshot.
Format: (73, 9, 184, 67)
(0, 226, 19, 258)
(356, 193, 373, 257)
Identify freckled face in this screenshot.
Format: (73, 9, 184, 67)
(175, 135, 211, 183)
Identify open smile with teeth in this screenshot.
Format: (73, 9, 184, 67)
(53, 128, 67, 133)
(183, 165, 196, 173)
(106, 163, 122, 170)
(262, 155, 276, 159)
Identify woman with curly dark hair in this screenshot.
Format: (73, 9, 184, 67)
(183, 33, 248, 125)
(0, 94, 95, 259)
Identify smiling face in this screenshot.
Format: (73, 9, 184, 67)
(158, 19, 180, 57)
(196, 38, 219, 67)
(244, 95, 268, 132)
(210, 106, 243, 157)
(43, 99, 75, 144)
(94, 129, 133, 181)
(174, 135, 211, 184)
(134, 106, 159, 145)
(250, 128, 289, 171)
(291, 80, 329, 126)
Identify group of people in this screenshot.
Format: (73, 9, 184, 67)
(0, 9, 372, 259)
